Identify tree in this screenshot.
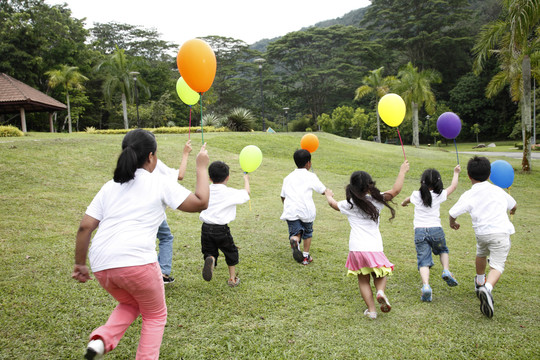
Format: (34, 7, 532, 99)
(397, 62, 442, 147)
(45, 65, 88, 133)
(96, 47, 148, 129)
(473, 0, 540, 171)
(471, 123, 481, 144)
(354, 67, 397, 142)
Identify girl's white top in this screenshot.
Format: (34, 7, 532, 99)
(449, 181, 516, 235)
(86, 168, 191, 272)
(338, 195, 385, 252)
(199, 184, 250, 225)
(280, 168, 326, 223)
(409, 189, 447, 228)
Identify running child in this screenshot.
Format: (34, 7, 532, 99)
(325, 160, 409, 319)
(401, 165, 461, 302)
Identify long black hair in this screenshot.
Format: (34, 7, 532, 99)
(113, 129, 157, 184)
(419, 168, 443, 207)
(346, 171, 395, 222)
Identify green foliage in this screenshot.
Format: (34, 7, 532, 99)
(224, 108, 255, 132)
(0, 125, 24, 137)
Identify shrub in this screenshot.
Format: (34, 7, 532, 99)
(224, 108, 255, 132)
(0, 126, 24, 137)
(202, 113, 225, 127)
(84, 126, 96, 133)
(88, 127, 228, 135)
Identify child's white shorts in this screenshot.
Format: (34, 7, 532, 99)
(475, 233, 511, 273)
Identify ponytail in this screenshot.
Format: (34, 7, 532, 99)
(113, 129, 157, 184)
(419, 168, 443, 207)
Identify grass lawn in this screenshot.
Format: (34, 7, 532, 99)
(0, 131, 538, 359)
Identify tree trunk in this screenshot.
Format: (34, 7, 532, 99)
(412, 101, 419, 147)
(66, 91, 72, 134)
(522, 55, 532, 172)
(121, 93, 129, 129)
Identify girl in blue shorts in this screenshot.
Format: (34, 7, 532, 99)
(401, 165, 460, 302)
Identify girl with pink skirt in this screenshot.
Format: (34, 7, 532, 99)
(325, 161, 409, 319)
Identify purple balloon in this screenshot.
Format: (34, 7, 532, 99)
(437, 112, 462, 139)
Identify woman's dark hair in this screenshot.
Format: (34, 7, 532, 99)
(208, 161, 229, 183)
(419, 168, 443, 207)
(113, 129, 157, 184)
(346, 171, 395, 222)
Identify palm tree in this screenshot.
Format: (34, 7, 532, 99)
(45, 65, 88, 133)
(397, 62, 442, 147)
(354, 67, 396, 143)
(96, 47, 148, 129)
(473, 0, 540, 171)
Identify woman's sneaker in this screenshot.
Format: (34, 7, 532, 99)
(421, 284, 432, 302)
(85, 339, 104, 359)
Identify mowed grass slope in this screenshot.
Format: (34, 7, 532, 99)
(0, 132, 538, 359)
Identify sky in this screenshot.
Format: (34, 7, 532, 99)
(45, 0, 372, 46)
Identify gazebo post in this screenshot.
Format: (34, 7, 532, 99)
(49, 112, 54, 133)
(20, 107, 27, 133)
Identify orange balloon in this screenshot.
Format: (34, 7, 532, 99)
(300, 133, 319, 153)
(177, 39, 217, 93)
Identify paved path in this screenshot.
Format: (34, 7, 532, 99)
(460, 151, 540, 160)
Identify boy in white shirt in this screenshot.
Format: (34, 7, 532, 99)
(280, 149, 329, 265)
(199, 161, 250, 287)
(449, 156, 517, 318)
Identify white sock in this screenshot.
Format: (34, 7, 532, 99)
(377, 290, 385, 297)
(485, 282, 493, 292)
(303, 251, 309, 258)
(476, 274, 486, 285)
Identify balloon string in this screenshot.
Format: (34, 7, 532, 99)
(188, 105, 192, 140)
(249, 199, 252, 211)
(397, 128, 407, 160)
(454, 139, 459, 164)
(200, 92, 204, 144)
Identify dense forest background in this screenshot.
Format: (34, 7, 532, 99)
(0, 0, 538, 145)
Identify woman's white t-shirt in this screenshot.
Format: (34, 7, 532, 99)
(85, 168, 191, 272)
(338, 196, 385, 252)
(409, 189, 447, 228)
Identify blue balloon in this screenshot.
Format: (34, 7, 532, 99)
(490, 160, 514, 188)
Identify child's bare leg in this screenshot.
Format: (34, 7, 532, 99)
(228, 265, 236, 281)
(419, 266, 430, 285)
(440, 253, 450, 271)
(302, 237, 312, 253)
(475, 256, 487, 279)
(373, 274, 387, 293)
(486, 268, 501, 288)
(357, 274, 376, 312)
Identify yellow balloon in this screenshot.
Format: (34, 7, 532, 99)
(378, 93, 406, 127)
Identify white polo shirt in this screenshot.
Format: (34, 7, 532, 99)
(410, 189, 447, 228)
(338, 197, 385, 252)
(280, 168, 326, 223)
(449, 181, 516, 235)
(86, 168, 191, 272)
(199, 183, 250, 225)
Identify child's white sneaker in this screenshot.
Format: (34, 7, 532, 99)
(363, 309, 377, 319)
(85, 339, 104, 359)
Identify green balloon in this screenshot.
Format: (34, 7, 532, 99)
(176, 77, 200, 105)
(239, 145, 263, 173)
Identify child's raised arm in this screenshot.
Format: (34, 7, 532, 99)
(244, 173, 250, 195)
(177, 139, 193, 180)
(178, 143, 209, 212)
(445, 164, 461, 196)
(384, 160, 409, 201)
(325, 189, 339, 211)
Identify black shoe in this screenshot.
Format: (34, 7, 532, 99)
(478, 286, 494, 318)
(290, 238, 303, 263)
(163, 274, 175, 284)
(202, 256, 215, 281)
